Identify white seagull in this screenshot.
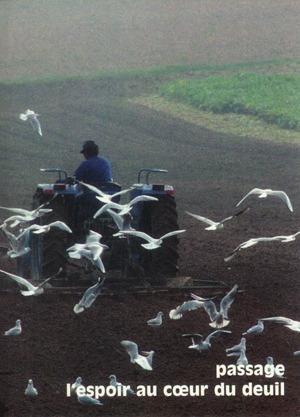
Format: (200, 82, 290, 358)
(71, 377, 83, 393)
(73, 277, 106, 314)
(259, 316, 300, 332)
(169, 299, 209, 320)
(79, 181, 131, 204)
(4, 319, 22, 336)
(17, 221, 72, 239)
(77, 394, 103, 405)
(236, 188, 293, 212)
(186, 207, 250, 231)
(68, 247, 107, 272)
(0, 268, 60, 296)
(266, 357, 285, 378)
(223, 234, 299, 262)
(191, 284, 238, 328)
(226, 338, 246, 355)
(114, 229, 185, 250)
(182, 330, 231, 352)
(106, 209, 135, 232)
(0, 223, 31, 258)
(0, 203, 52, 228)
(94, 195, 158, 218)
(120, 340, 154, 371)
(228, 348, 248, 365)
(109, 375, 135, 395)
(25, 379, 38, 397)
(20, 109, 42, 136)
(147, 312, 163, 327)
(67, 231, 108, 272)
(242, 320, 264, 335)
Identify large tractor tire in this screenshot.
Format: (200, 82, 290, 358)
(19, 190, 74, 280)
(137, 195, 180, 279)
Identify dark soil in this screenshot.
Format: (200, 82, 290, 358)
(1, 75, 300, 417)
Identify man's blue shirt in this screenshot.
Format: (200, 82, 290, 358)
(74, 156, 112, 183)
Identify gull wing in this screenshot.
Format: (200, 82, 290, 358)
(220, 284, 238, 318)
(85, 230, 103, 244)
(182, 333, 204, 345)
(221, 206, 250, 224)
(160, 229, 186, 240)
(36, 267, 62, 290)
(203, 300, 218, 321)
(0, 269, 36, 291)
(205, 330, 231, 344)
(17, 225, 41, 240)
(29, 115, 42, 136)
(134, 355, 153, 371)
(128, 195, 158, 207)
(180, 300, 205, 312)
(94, 202, 124, 218)
(186, 211, 217, 227)
(259, 316, 294, 325)
(0, 206, 31, 216)
(268, 190, 293, 212)
(114, 230, 154, 243)
(120, 340, 139, 362)
(48, 221, 72, 233)
(236, 188, 264, 207)
(96, 189, 131, 203)
(190, 293, 214, 302)
(106, 209, 123, 230)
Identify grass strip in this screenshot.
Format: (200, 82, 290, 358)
(160, 72, 300, 130)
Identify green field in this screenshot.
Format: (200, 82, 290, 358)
(161, 72, 300, 130)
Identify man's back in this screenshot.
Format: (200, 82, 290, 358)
(74, 155, 112, 183)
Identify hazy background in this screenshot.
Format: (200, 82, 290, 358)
(2, 0, 300, 81)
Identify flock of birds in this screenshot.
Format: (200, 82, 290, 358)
(1, 178, 299, 404)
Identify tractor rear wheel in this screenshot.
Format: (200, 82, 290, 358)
(19, 190, 73, 280)
(138, 195, 180, 279)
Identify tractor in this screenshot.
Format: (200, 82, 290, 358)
(18, 168, 180, 283)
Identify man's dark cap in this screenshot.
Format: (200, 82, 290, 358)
(80, 140, 98, 154)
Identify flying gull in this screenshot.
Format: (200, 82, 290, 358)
(0, 268, 60, 296)
(67, 231, 108, 272)
(0, 223, 31, 258)
(259, 316, 300, 332)
(120, 340, 154, 371)
(4, 319, 22, 336)
(236, 188, 293, 212)
(224, 232, 300, 262)
(17, 221, 72, 239)
(20, 109, 42, 136)
(73, 277, 106, 314)
(191, 284, 238, 328)
(113, 229, 185, 250)
(182, 330, 231, 352)
(169, 298, 210, 320)
(106, 209, 135, 232)
(94, 195, 158, 218)
(186, 207, 250, 231)
(0, 203, 52, 228)
(79, 181, 131, 204)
